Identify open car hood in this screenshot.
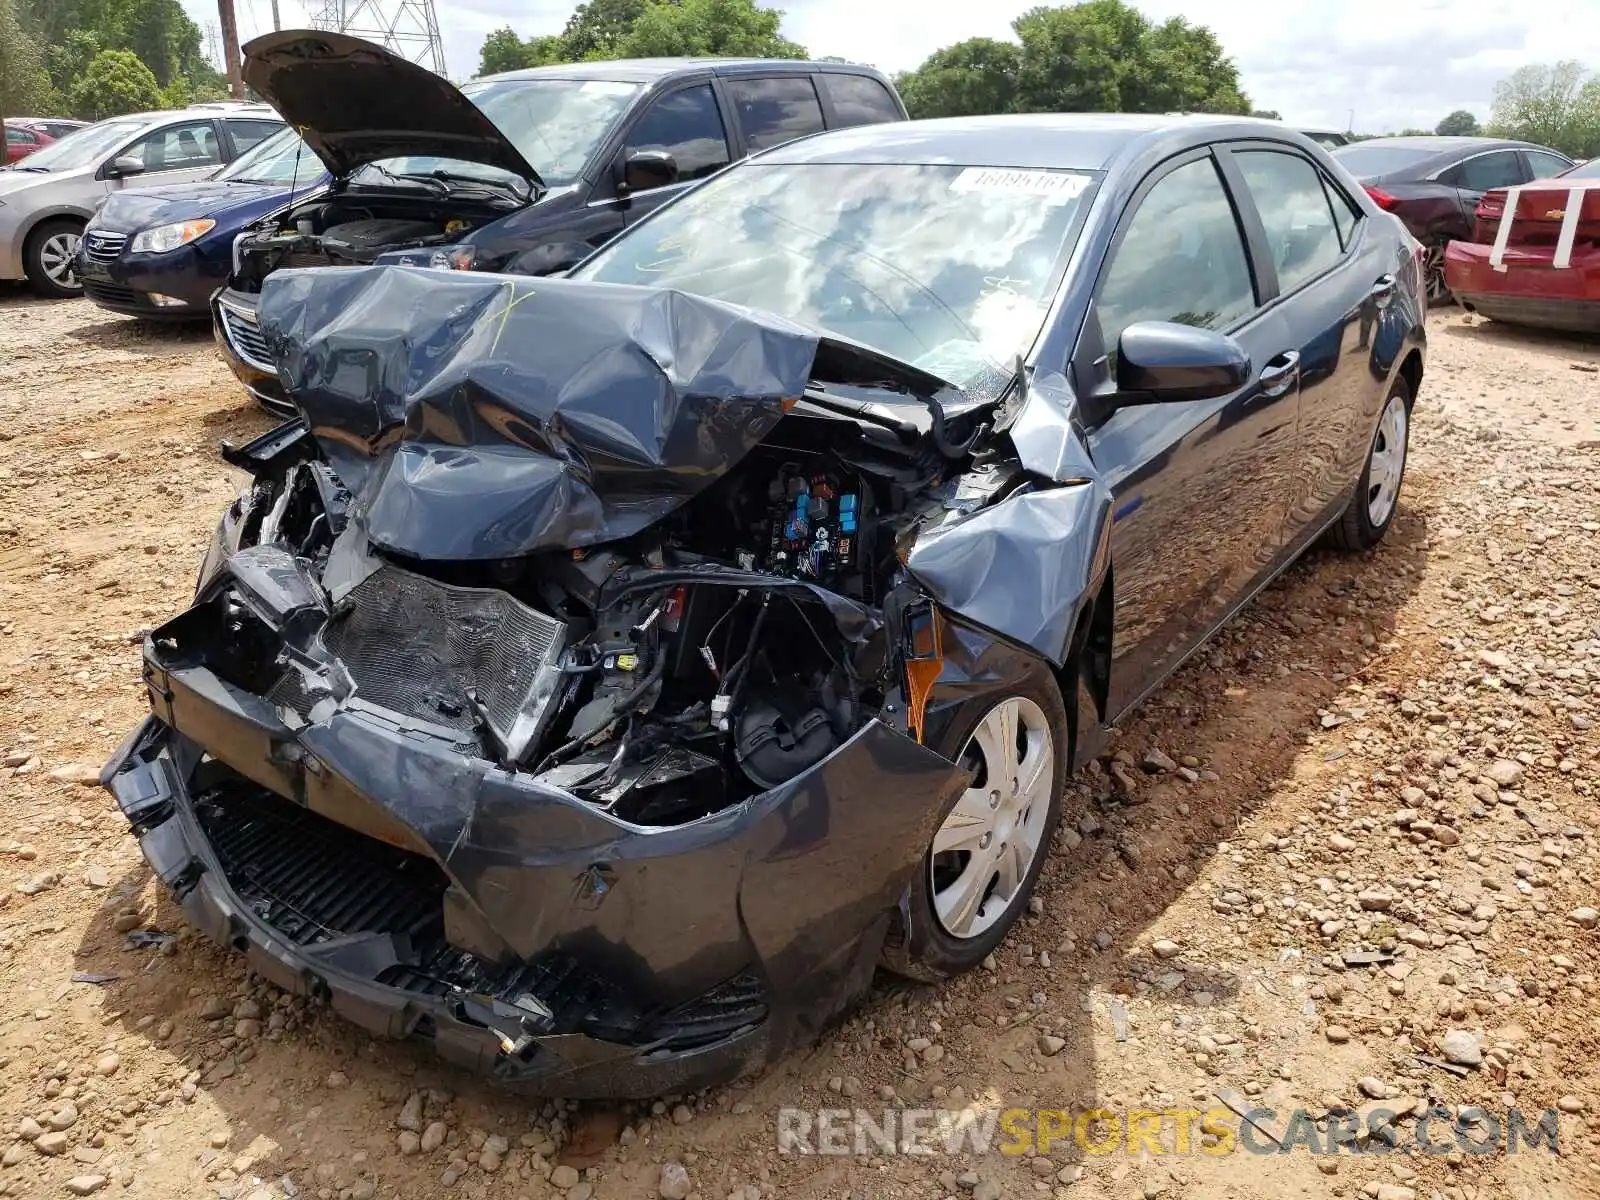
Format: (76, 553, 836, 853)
(241, 30, 543, 187)
(254, 265, 959, 562)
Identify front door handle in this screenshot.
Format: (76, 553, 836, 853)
(1259, 350, 1301, 398)
(1370, 274, 1396, 308)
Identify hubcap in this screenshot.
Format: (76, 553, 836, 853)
(929, 695, 1055, 941)
(1366, 391, 1408, 528)
(40, 231, 82, 289)
(1424, 243, 1449, 304)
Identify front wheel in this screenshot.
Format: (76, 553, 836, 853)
(880, 668, 1068, 981)
(24, 218, 84, 299)
(1329, 375, 1411, 552)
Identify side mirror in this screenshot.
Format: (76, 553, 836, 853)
(1113, 321, 1251, 405)
(619, 149, 678, 195)
(107, 156, 146, 179)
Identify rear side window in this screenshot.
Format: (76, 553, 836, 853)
(1319, 173, 1362, 250)
(1452, 150, 1524, 191)
(627, 84, 731, 182)
(725, 76, 826, 153)
(226, 119, 282, 155)
(1235, 149, 1344, 293)
(1527, 149, 1573, 179)
(822, 73, 902, 128)
(1097, 156, 1256, 353)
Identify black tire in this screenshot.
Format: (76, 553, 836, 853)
(24, 218, 84, 299)
(880, 664, 1069, 982)
(1423, 237, 1453, 308)
(1328, 375, 1412, 553)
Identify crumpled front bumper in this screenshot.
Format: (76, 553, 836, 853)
(105, 583, 967, 1096)
(105, 716, 776, 1097)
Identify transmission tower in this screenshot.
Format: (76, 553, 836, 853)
(309, 0, 446, 76)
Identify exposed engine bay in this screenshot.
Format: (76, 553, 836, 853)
(181, 399, 1017, 827)
(231, 191, 519, 290)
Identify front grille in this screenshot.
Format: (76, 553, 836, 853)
(190, 774, 767, 1048)
(317, 566, 568, 751)
(83, 279, 139, 307)
(83, 231, 127, 262)
(218, 301, 274, 372)
(194, 781, 448, 947)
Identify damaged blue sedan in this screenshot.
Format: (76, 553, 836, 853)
(103, 113, 1427, 1098)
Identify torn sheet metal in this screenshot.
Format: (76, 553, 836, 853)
(905, 482, 1112, 665)
(255, 266, 821, 560)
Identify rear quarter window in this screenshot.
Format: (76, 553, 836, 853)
(822, 73, 903, 128)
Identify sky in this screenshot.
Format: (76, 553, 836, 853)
(181, 0, 1600, 134)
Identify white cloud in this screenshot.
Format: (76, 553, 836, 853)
(185, 0, 1600, 133)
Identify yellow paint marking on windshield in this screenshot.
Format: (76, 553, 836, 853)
(489, 284, 536, 354)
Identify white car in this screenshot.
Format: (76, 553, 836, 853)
(0, 104, 282, 298)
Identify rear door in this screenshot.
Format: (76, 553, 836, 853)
(1444, 148, 1527, 221)
(1076, 149, 1304, 715)
(1226, 142, 1398, 545)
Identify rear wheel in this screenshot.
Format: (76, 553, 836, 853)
(1329, 375, 1411, 552)
(1423, 237, 1452, 307)
(24, 218, 84, 299)
(880, 667, 1067, 981)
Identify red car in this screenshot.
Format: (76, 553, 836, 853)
(1445, 159, 1600, 333)
(4, 124, 55, 164)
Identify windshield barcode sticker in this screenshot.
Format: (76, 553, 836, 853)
(950, 168, 1089, 203)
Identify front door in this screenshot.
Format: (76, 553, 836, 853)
(114, 119, 226, 189)
(1077, 150, 1305, 717)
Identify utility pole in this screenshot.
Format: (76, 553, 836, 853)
(218, 0, 245, 97)
(270, 0, 281, 30)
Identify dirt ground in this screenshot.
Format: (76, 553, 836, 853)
(1, 288, 1598, 1200)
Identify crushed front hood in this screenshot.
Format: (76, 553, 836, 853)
(255, 265, 940, 561)
(241, 30, 543, 186)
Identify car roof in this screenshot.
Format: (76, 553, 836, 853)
(759, 112, 1303, 170)
(1352, 135, 1524, 152)
(478, 56, 887, 85)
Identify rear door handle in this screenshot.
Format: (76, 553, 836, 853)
(1258, 350, 1301, 398)
(1370, 274, 1396, 308)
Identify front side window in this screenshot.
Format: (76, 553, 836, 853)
(1235, 149, 1344, 294)
(575, 161, 1096, 398)
(1454, 150, 1523, 191)
(1097, 156, 1256, 354)
(626, 84, 731, 183)
(725, 76, 826, 152)
(823, 73, 902, 128)
(123, 121, 222, 172)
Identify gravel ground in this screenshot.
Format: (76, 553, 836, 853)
(1, 290, 1598, 1200)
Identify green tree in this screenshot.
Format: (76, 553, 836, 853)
(479, 25, 534, 73)
(1250, 108, 1281, 120)
(896, 39, 1020, 119)
(69, 47, 161, 119)
(1435, 109, 1479, 136)
(0, 0, 58, 115)
(1488, 61, 1600, 157)
(612, 0, 804, 59)
(561, 0, 648, 58)
(18, 0, 220, 109)
(896, 0, 1247, 121)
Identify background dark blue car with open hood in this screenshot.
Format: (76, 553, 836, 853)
(78, 127, 327, 320)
